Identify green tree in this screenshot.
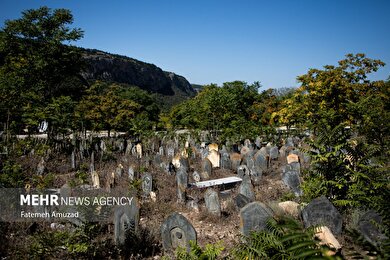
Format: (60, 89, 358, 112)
(0, 6, 84, 135)
(275, 54, 385, 130)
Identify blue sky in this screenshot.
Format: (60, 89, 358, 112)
(1, 0, 389, 89)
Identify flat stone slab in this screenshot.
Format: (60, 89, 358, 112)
(240, 201, 273, 236)
(190, 176, 242, 188)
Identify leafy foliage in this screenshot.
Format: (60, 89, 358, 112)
(175, 240, 224, 260)
(232, 215, 336, 259)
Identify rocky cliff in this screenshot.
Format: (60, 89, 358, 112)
(81, 49, 196, 98)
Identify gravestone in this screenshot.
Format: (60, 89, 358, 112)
(230, 153, 242, 172)
(254, 152, 268, 172)
(220, 153, 231, 170)
(240, 202, 273, 236)
(91, 171, 100, 188)
(204, 188, 221, 216)
(239, 175, 255, 201)
(100, 140, 107, 152)
(172, 154, 181, 169)
(71, 150, 76, 169)
(237, 165, 250, 178)
(255, 137, 262, 149)
(201, 158, 212, 179)
(240, 146, 251, 157)
(207, 149, 220, 168)
(302, 196, 343, 235)
(37, 157, 45, 175)
(192, 171, 201, 182)
(176, 167, 188, 203)
(287, 153, 299, 164)
(141, 173, 153, 197)
(125, 141, 132, 155)
(258, 147, 269, 157)
(161, 212, 197, 252)
(114, 198, 139, 245)
(249, 167, 262, 186)
(269, 146, 279, 160)
(136, 143, 142, 158)
(158, 146, 164, 156)
(208, 143, 218, 152)
(282, 163, 302, 196)
(235, 193, 253, 209)
(167, 147, 175, 157)
(357, 210, 388, 246)
(128, 166, 134, 181)
(115, 164, 124, 178)
(286, 137, 294, 147)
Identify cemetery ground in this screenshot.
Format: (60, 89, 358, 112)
(0, 135, 388, 259)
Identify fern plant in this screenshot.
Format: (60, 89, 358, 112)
(231, 215, 337, 259)
(175, 240, 224, 260)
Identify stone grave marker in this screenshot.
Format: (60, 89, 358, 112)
(254, 152, 268, 172)
(270, 146, 279, 160)
(167, 147, 175, 157)
(192, 171, 201, 182)
(282, 163, 302, 196)
(235, 193, 253, 209)
(125, 141, 132, 155)
(258, 147, 269, 157)
(114, 198, 139, 245)
(176, 167, 188, 203)
(204, 188, 221, 216)
(136, 143, 142, 158)
(237, 165, 250, 178)
(240, 202, 273, 236)
(100, 139, 107, 152)
(141, 173, 153, 197)
(208, 143, 218, 152)
(239, 175, 255, 201)
(37, 157, 45, 175)
(71, 150, 76, 169)
(302, 196, 343, 235)
(161, 212, 197, 252)
(158, 146, 164, 156)
(115, 164, 124, 178)
(201, 158, 212, 179)
(220, 153, 231, 170)
(230, 153, 242, 172)
(207, 149, 220, 168)
(255, 137, 262, 149)
(91, 171, 100, 188)
(128, 166, 134, 181)
(358, 210, 388, 246)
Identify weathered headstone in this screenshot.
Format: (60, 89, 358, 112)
(282, 163, 302, 196)
(115, 164, 124, 178)
(269, 146, 279, 160)
(207, 149, 220, 168)
(71, 150, 76, 169)
(204, 188, 221, 216)
(192, 171, 201, 182)
(114, 198, 139, 245)
(167, 147, 175, 157)
(239, 175, 255, 201)
(254, 151, 268, 172)
(237, 165, 250, 178)
(220, 153, 231, 170)
(100, 139, 107, 152)
(128, 166, 134, 181)
(125, 141, 132, 155)
(91, 171, 100, 188)
(357, 210, 388, 246)
(235, 193, 253, 209)
(258, 147, 269, 157)
(240, 202, 273, 236)
(176, 167, 188, 203)
(141, 173, 153, 197)
(201, 158, 212, 179)
(158, 146, 164, 156)
(230, 153, 242, 172)
(37, 157, 45, 175)
(136, 143, 142, 158)
(255, 137, 262, 149)
(208, 143, 218, 152)
(302, 196, 343, 235)
(161, 213, 197, 252)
